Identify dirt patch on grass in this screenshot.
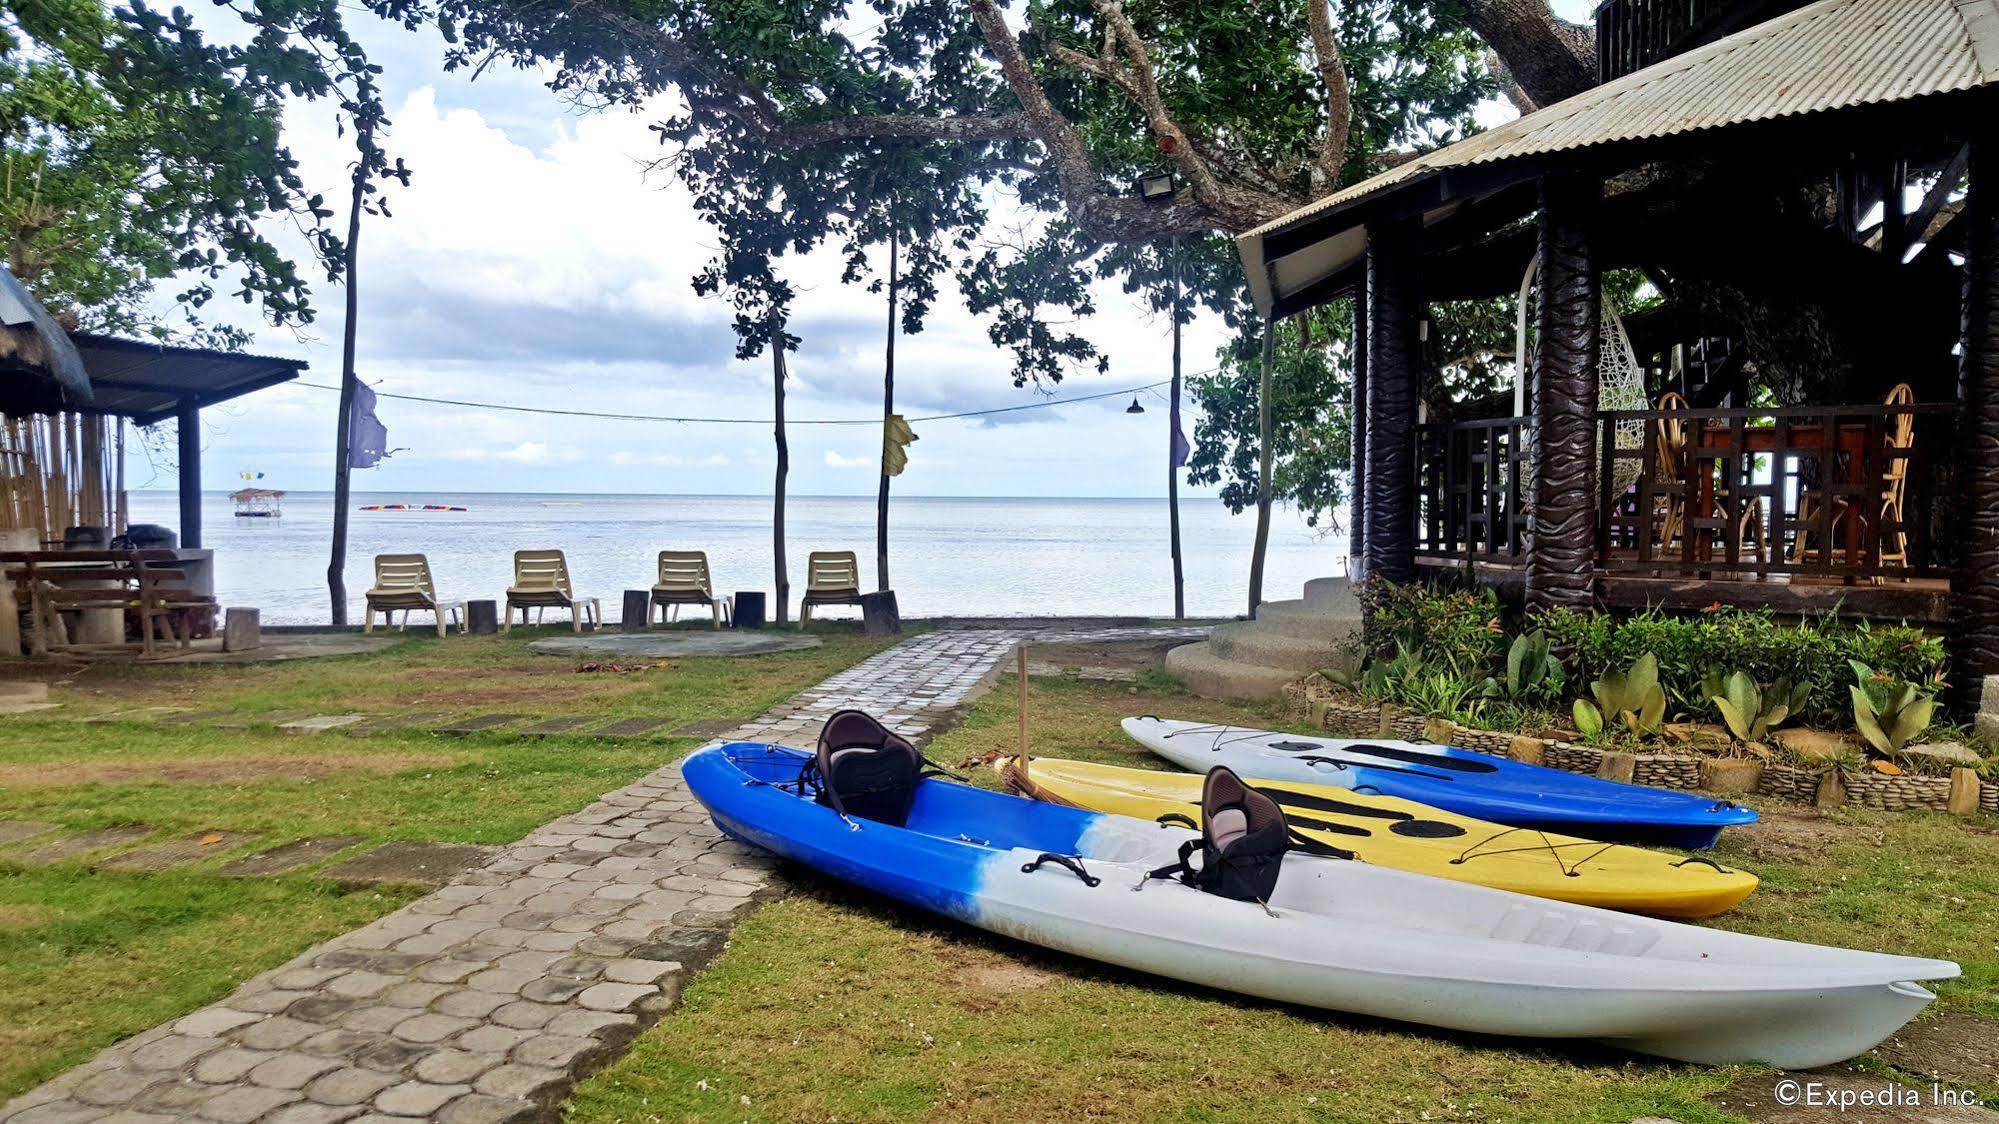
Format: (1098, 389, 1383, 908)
(1026, 638, 1184, 674)
(0, 752, 452, 789)
(1874, 1012, 1999, 1092)
(1733, 808, 1865, 862)
(961, 962, 1061, 993)
(0, 905, 51, 931)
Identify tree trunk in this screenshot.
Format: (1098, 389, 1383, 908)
(1247, 319, 1276, 618)
(877, 223, 896, 593)
(772, 313, 791, 624)
(1460, 0, 1596, 110)
(1168, 237, 1185, 620)
(327, 118, 371, 628)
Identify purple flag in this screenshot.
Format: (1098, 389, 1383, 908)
(349, 381, 389, 469)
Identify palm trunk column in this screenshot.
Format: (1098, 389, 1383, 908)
(1526, 174, 1602, 611)
(1364, 218, 1420, 584)
(1955, 135, 1999, 710)
(1349, 287, 1370, 578)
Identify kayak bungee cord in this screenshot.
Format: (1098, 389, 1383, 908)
(1449, 827, 1621, 878)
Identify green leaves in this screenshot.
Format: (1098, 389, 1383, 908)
(1702, 670, 1806, 742)
(1848, 660, 1936, 754)
(1584, 652, 1666, 739)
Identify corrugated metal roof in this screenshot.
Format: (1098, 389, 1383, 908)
(1238, 0, 1999, 314)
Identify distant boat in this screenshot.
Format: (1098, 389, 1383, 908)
(232, 488, 283, 518)
(360, 503, 469, 512)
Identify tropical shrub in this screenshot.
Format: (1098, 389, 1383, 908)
(1481, 630, 1564, 704)
(1534, 606, 1944, 724)
(1849, 660, 1936, 754)
(1573, 653, 1667, 740)
(1359, 580, 1509, 676)
(1703, 670, 1807, 743)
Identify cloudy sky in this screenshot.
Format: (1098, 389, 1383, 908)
(135, 6, 1584, 499)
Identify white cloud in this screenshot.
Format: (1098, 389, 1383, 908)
(823, 450, 873, 469)
(445, 441, 580, 465)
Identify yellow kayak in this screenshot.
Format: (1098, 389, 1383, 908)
(998, 756, 1758, 918)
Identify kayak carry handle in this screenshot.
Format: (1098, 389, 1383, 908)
(1671, 855, 1732, 873)
(1021, 853, 1102, 887)
(1298, 756, 1351, 771)
(1155, 812, 1199, 830)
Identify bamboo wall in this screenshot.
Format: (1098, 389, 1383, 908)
(0, 412, 126, 545)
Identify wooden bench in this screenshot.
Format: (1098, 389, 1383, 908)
(0, 550, 211, 659)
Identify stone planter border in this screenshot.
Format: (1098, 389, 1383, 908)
(1294, 684, 1992, 819)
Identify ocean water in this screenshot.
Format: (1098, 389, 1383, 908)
(125, 491, 1348, 625)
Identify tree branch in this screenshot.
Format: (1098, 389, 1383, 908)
(966, 0, 1220, 239)
(1305, 0, 1352, 190)
(1459, 0, 1595, 109)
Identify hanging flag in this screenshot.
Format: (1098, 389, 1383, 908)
(1169, 389, 1191, 467)
(883, 414, 917, 476)
(349, 381, 390, 469)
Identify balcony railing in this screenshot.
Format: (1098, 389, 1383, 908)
(1415, 416, 1529, 563)
(1412, 402, 1953, 583)
(1595, 0, 1813, 82)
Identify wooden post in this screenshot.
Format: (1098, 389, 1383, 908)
(1247, 319, 1276, 617)
(1526, 174, 1602, 611)
(327, 116, 372, 627)
(771, 310, 791, 624)
(1168, 236, 1186, 620)
(1016, 645, 1029, 760)
(176, 402, 201, 550)
(1365, 218, 1421, 583)
(877, 218, 896, 594)
(1954, 133, 1999, 696)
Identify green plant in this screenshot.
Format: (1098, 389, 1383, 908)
(1399, 669, 1487, 724)
(1573, 653, 1667, 740)
(1848, 660, 1936, 754)
(1360, 580, 1509, 676)
(1482, 630, 1564, 704)
(1702, 670, 1808, 743)
(1533, 605, 1946, 725)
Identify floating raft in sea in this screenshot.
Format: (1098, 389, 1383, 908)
(359, 503, 469, 512)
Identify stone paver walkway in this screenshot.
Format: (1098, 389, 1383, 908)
(0, 626, 1202, 1123)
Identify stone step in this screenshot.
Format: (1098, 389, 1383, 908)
(1251, 598, 1361, 641)
(1162, 640, 1300, 702)
(1302, 576, 1359, 612)
(1208, 621, 1346, 673)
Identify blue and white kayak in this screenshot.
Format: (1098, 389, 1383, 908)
(683, 741, 1953, 1068)
(1124, 717, 1757, 849)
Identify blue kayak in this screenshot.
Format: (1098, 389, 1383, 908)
(1125, 717, 1757, 849)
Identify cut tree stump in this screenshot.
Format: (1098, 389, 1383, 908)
(466, 599, 499, 635)
(621, 590, 650, 631)
(861, 590, 901, 635)
(222, 607, 261, 652)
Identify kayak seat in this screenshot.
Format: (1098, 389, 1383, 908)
(812, 709, 926, 827)
(1150, 767, 1290, 904)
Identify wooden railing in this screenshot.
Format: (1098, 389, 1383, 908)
(1595, 0, 1810, 82)
(1415, 416, 1529, 563)
(1596, 403, 1953, 581)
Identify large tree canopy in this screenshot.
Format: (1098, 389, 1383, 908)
(433, 0, 1590, 365)
(0, 0, 410, 341)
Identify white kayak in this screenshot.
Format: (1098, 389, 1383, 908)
(687, 742, 1958, 1068)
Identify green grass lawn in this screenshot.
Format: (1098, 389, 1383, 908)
(565, 664, 1999, 1124)
(0, 622, 898, 1099)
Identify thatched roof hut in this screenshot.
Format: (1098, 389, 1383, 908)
(0, 266, 91, 414)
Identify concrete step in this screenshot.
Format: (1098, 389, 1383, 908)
(1208, 621, 1345, 673)
(1302, 576, 1359, 612)
(1163, 641, 1300, 702)
(1252, 598, 1362, 641)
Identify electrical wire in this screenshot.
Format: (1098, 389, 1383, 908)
(289, 372, 1212, 426)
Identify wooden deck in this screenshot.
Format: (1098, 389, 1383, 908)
(1413, 557, 1951, 623)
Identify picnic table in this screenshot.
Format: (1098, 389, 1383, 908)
(0, 550, 213, 659)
